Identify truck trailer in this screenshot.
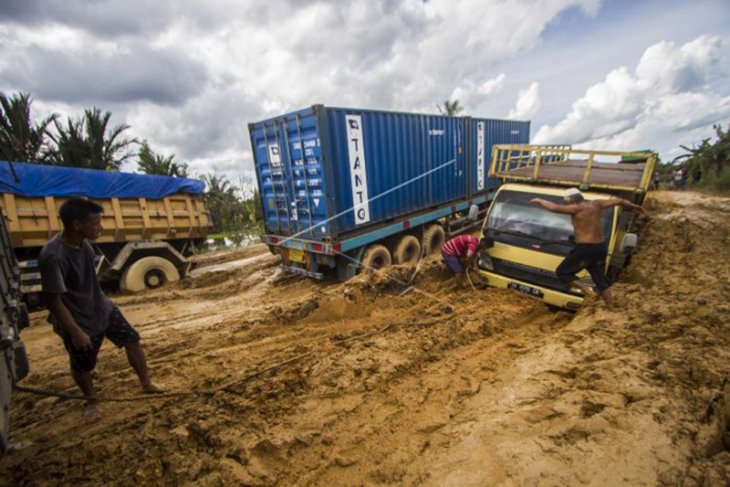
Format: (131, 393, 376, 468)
(0, 162, 212, 304)
(249, 105, 530, 279)
(477, 144, 657, 310)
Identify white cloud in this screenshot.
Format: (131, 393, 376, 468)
(508, 82, 540, 120)
(1, 1, 726, 183)
(533, 35, 730, 157)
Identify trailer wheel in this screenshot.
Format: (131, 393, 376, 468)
(120, 256, 180, 293)
(360, 244, 391, 273)
(393, 235, 421, 265)
(421, 224, 446, 255)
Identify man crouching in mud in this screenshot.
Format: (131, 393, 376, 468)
(39, 199, 162, 420)
(441, 235, 490, 287)
(530, 188, 644, 308)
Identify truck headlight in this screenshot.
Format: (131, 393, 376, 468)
(478, 253, 494, 271)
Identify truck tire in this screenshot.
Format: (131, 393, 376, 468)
(120, 256, 180, 293)
(421, 224, 446, 255)
(360, 244, 392, 273)
(393, 235, 421, 265)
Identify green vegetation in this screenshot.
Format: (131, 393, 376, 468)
(137, 140, 188, 177)
(0, 92, 57, 164)
(201, 174, 263, 235)
(673, 124, 730, 192)
(437, 99, 463, 116)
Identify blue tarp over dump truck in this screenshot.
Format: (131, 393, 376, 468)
(249, 105, 530, 279)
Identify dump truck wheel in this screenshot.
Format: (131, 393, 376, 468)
(360, 244, 391, 272)
(121, 256, 180, 293)
(393, 235, 421, 265)
(421, 224, 446, 255)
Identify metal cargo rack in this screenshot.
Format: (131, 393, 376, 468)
(489, 144, 657, 198)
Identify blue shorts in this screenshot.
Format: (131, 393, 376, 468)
(62, 307, 140, 373)
(442, 253, 464, 274)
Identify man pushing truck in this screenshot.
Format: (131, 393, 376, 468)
(530, 188, 644, 308)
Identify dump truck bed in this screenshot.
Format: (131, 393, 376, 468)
(489, 145, 657, 199)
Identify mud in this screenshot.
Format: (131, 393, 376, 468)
(2, 190, 729, 486)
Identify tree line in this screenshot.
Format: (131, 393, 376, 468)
(672, 123, 730, 192)
(0, 91, 261, 233)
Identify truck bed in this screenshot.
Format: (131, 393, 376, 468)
(489, 145, 656, 196)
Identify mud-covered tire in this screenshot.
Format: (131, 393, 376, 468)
(392, 235, 421, 265)
(421, 224, 446, 255)
(120, 256, 180, 293)
(360, 244, 392, 273)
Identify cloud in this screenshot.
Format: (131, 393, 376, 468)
(0, 34, 207, 106)
(508, 82, 540, 120)
(450, 74, 506, 114)
(0, 0, 622, 185)
(533, 35, 729, 156)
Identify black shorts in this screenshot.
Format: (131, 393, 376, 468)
(555, 242, 610, 292)
(62, 307, 141, 373)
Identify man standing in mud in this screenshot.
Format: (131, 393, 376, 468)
(530, 188, 644, 308)
(39, 199, 161, 420)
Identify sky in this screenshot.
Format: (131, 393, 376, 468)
(1, 0, 729, 191)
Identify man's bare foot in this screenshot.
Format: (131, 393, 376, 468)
(141, 383, 164, 394)
(84, 402, 101, 421)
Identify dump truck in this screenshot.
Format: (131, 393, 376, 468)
(249, 105, 530, 279)
(477, 144, 657, 310)
(0, 195, 29, 454)
(0, 162, 212, 305)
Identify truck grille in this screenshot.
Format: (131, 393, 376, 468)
(490, 258, 578, 295)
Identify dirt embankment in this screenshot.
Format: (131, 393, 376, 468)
(1, 191, 729, 486)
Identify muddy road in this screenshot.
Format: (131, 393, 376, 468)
(2, 191, 729, 486)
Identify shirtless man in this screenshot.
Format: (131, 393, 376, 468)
(530, 188, 644, 308)
(39, 199, 161, 420)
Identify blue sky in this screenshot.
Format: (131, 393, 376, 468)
(0, 0, 728, 185)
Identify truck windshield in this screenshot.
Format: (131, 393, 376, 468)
(486, 190, 612, 247)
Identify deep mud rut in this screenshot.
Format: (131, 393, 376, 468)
(2, 191, 729, 486)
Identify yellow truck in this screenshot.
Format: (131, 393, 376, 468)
(477, 145, 656, 310)
(0, 162, 212, 304)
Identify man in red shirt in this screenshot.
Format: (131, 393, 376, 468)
(441, 235, 488, 284)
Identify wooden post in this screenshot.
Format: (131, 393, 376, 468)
(44, 196, 60, 238)
(163, 197, 175, 236)
(111, 197, 124, 240)
(139, 198, 151, 239)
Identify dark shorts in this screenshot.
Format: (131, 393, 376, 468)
(62, 307, 140, 373)
(442, 253, 464, 274)
(555, 242, 610, 292)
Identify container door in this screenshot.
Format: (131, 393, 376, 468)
(282, 111, 330, 240)
(250, 108, 332, 240)
(251, 120, 297, 236)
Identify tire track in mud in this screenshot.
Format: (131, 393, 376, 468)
(4, 191, 729, 486)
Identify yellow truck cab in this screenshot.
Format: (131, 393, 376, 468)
(477, 145, 656, 310)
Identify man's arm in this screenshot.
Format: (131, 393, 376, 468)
(43, 292, 92, 350)
(530, 198, 580, 214)
(597, 198, 645, 213)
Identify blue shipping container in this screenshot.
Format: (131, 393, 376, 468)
(249, 105, 529, 242)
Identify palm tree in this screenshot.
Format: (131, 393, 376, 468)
(0, 91, 57, 163)
(437, 99, 463, 116)
(137, 140, 188, 177)
(47, 107, 136, 170)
